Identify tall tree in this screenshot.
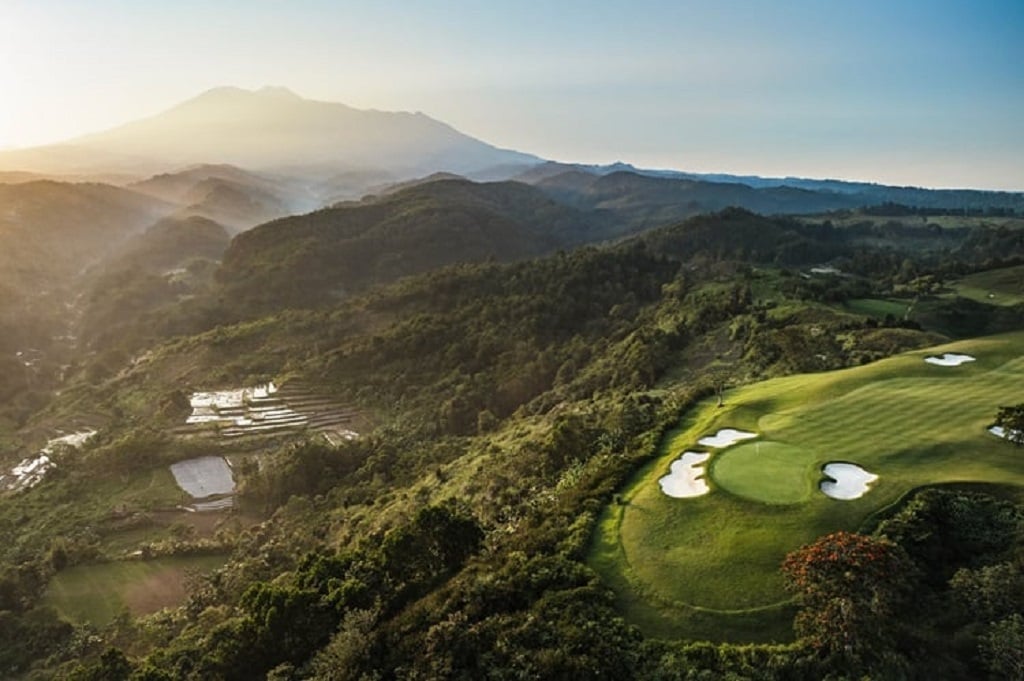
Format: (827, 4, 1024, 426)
(782, 531, 915, 662)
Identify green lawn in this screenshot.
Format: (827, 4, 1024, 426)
(843, 297, 912, 319)
(589, 330, 1024, 642)
(711, 441, 817, 504)
(42, 554, 227, 626)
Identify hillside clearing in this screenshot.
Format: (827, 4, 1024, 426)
(42, 554, 227, 627)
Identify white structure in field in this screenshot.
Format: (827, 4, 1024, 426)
(1, 430, 97, 491)
(182, 381, 360, 440)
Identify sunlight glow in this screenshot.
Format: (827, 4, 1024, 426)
(0, 0, 1020, 188)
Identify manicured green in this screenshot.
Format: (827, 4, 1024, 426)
(42, 554, 227, 627)
(711, 441, 817, 504)
(590, 331, 1024, 642)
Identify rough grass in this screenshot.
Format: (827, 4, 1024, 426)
(589, 330, 1024, 642)
(42, 554, 227, 626)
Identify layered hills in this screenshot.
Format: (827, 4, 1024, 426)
(1, 190, 1023, 678)
(1, 86, 1024, 681)
(211, 178, 613, 315)
(130, 164, 314, 233)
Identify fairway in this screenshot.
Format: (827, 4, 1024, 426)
(42, 554, 227, 626)
(952, 264, 1024, 307)
(589, 331, 1024, 642)
(843, 297, 912, 319)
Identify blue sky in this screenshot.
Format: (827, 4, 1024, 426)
(2, 0, 1022, 188)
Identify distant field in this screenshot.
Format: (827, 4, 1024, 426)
(589, 331, 1024, 642)
(843, 297, 912, 319)
(42, 554, 226, 626)
(952, 264, 1024, 307)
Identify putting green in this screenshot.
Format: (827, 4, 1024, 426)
(711, 441, 817, 504)
(589, 331, 1024, 642)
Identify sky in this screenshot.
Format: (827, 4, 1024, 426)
(1, 0, 1022, 189)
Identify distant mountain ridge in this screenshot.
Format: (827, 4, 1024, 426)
(0, 86, 540, 182)
(0, 86, 1020, 213)
(518, 162, 1024, 213)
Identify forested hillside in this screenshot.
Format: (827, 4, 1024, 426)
(0, 202, 1020, 679)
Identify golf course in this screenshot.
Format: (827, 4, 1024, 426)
(589, 330, 1024, 642)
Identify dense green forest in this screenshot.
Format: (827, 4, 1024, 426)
(0, 180, 1022, 680)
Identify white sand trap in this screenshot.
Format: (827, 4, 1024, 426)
(924, 353, 976, 367)
(169, 456, 235, 498)
(659, 451, 712, 498)
(697, 428, 758, 448)
(989, 425, 1022, 441)
(820, 462, 878, 500)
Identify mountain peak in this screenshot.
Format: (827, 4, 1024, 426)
(1, 86, 542, 179)
(254, 86, 301, 100)
(187, 85, 301, 105)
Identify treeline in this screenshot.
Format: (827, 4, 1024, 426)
(861, 201, 1019, 217)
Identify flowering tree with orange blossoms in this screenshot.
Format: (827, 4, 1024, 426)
(782, 531, 915, 659)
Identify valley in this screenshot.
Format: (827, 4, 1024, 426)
(0, 88, 1021, 681)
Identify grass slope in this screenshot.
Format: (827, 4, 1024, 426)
(953, 264, 1024, 307)
(42, 554, 226, 626)
(590, 331, 1024, 642)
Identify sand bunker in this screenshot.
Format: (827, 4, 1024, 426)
(820, 462, 878, 500)
(169, 456, 235, 498)
(924, 353, 976, 367)
(658, 451, 712, 498)
(698, 428, 758, 448)
(989, 425, 1022, 441)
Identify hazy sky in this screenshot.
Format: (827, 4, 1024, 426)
(2, 0, 1022, 189)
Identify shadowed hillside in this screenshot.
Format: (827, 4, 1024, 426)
(212, 178, 613, 315)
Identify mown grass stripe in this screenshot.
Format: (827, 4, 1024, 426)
(589, 330, 1024, 642)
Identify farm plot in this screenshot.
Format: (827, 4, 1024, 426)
(0, 429, 96, 491)
(42, 554, 227, 626)
(175, 380, 360, 441)
(170, 456, 234, 498)
(170, 456, 235, 511)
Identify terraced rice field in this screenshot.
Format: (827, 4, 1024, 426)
(0, 429, 97, 491)
(174, 380, 360, 440)
(589, 331, 1024, 642)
